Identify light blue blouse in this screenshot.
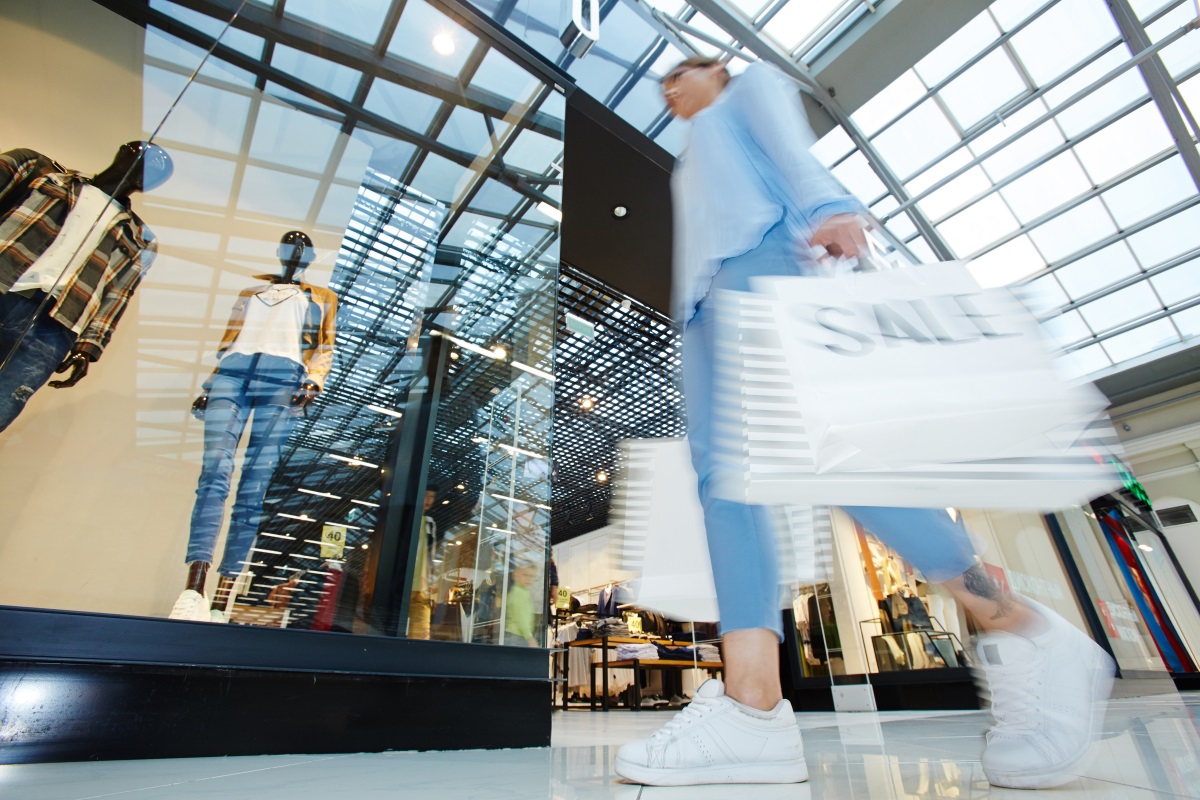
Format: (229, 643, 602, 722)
(671, 62, 866, 324)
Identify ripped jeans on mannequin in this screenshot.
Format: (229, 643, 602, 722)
(186, 353, 304, 577)
(0, 291, 76, 433)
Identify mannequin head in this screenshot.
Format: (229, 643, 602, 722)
(276, 230, 315, 283)
(90, 141, 173, 200)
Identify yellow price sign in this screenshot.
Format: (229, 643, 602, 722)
(555, 586, 572, 610)
(321, 524, 347, 560)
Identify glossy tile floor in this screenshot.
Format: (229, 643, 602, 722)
(5, 691, 1199, 799)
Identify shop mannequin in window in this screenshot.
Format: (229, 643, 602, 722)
(0, 143, 171, 431)
(169, 231, 338, 622)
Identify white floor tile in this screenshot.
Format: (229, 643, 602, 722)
(3, 691, 1198, 799)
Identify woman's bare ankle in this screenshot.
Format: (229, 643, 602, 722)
(725, 684, 783, 712)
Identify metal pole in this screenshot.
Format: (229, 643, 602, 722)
(1105, 0, 1200, 192)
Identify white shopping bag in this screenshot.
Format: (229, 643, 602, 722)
(748, 263, 1111, 469)
(611, 438, 832, 623)
(711, 265, 1124, 510)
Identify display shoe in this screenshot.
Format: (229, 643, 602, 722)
(168, 589, 210, 622)
(209, 607, 228, 624)
(614, 679, 808, 786)
(974, 599, 1116, 789)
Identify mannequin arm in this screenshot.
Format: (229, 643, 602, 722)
(48, 348, 93, 388)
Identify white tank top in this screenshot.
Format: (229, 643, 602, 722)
(224, 284, 309, 368)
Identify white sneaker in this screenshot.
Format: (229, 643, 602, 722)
(209, 608, 228, 624)
(168, 589, 210, 622)
(614, 679, 808, 786)
(974, 600, 1115, 789)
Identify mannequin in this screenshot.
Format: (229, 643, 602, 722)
(0, 142, 172, 431)
(170, 231, 339, 622)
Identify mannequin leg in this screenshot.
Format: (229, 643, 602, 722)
(217, 360, 302, 578)
(184, 560, 210, 593)
(186, 370, 251, 566)
(0, 293, 77, 433)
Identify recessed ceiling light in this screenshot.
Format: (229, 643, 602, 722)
(432, 32, 455, 55)
(612, 205, 628, 218)
(596, 470, 608, 483)
(580, 396, 595, 411)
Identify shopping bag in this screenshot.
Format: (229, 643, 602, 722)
(610, 438, 832, 623)
(752, 263, 1110, 467)
(711, 264, 1124, 509)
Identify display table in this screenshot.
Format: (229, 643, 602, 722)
(590, 659, 724, 711)
(566, 636, 722, 711)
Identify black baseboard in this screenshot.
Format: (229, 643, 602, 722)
(787, 668, 980, 712)
(0, 660, 549, 764)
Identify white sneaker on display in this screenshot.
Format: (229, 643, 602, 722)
(614, 679, 808, 786)
(167, 589, 210, 622)
(209, 608, 228, 624)
(974, 600, 1116, 789)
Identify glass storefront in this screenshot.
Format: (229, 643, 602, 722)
(0, 0, 561, 647)
(800, 503, 1176, 679)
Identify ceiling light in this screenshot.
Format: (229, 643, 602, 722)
(327, 453, 380, 469)
(454, 540, 462, 546)
(471, 437, 488, 444)
(612, 205, 628, 218)
(299, 488, 342, 500)
(450, 351, 460, 360)
(432, 32, 456, 55)
(1138, 544, 1154, 552)
(277, 512, 315, 522)
(596, 470, 608, 483)
(536, 201, 563, 222)
(492, 345, 507, 359)
(442, 499, 450, 505)
(500, 443, 547, 460)
(260, 532, 296, 541)
(361, 543, 369, 550)
(366, 404, 403, 419)
(250, 547, 283, 555)
(580, 396, 595, 411)
(351, 499, 381, 508)
(511, 360, 556, 382)
(456, 484, 466, 490)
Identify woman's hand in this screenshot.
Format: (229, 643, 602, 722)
(810, 213, 869, 259)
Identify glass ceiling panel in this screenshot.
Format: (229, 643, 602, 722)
(1152, 256, 1200, 304)
(1102, 318, 1180, 362)
(1055, 242, 1142, 298)
(470, 49, 543, 101)
(1102, 155, 1197, 228)
(1008, 0, 1121, 85)
(386, 0, 479, 76)
(937, 49, 1029, 130)
(914, 12, 1000, 86)
(283, 0, 393, 45)
(268, 45, 362, 101)
(999, 151, 1093, 223)
(761, 0, 850, 50)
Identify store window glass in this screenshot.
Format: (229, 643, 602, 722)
(0, 0, 560, 646)
(804, 507, 1102, 676)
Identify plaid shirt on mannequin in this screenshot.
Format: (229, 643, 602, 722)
(0, 148, 157, 361)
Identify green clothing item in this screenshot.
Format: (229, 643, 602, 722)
(505, 583, 535, 640)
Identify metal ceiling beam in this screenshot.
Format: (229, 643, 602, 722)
(1106, 0, 1200, 192)
(92, 0, 558, 207)
(683, 0, 957, 260)
(144, 0, 564, 139)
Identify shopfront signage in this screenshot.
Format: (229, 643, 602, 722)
(565, 312, 596, 340)
(1112, 458, 1153, 511)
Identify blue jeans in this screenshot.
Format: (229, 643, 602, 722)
(187, 353, 304, 577)
(682, 223, 979, 640)
(0, 292, 77, 432)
